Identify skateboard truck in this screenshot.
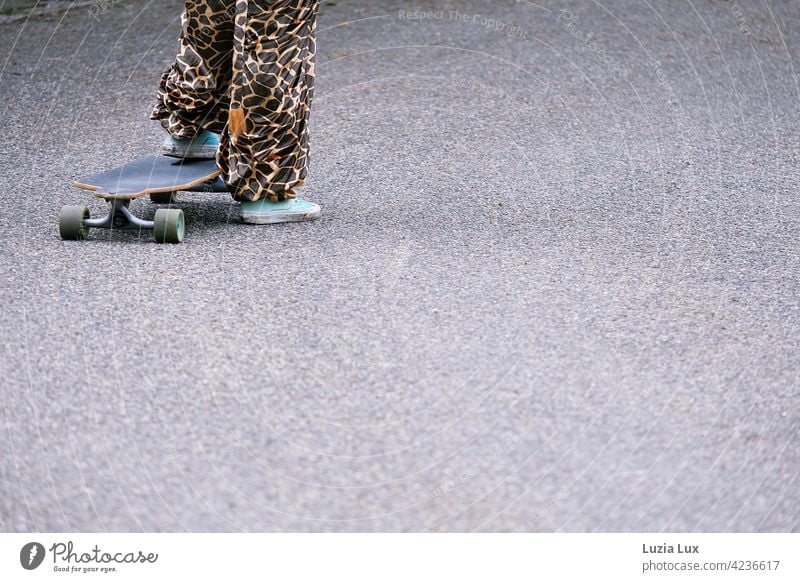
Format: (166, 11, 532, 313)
(60, 198, 185, 243)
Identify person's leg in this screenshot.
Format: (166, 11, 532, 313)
(218, 0, 319, 210)
(151, 0, 235, 144)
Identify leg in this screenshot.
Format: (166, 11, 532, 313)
(151, 0, 236, 138)
(218, 0, 319, 202)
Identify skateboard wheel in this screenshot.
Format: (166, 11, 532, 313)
(59, 205, 90, 240)
(150, 192, 176, 204)
(153, 208, 185, 244)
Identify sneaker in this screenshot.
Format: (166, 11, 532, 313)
(161, 130, 220, 159)
(239, 197, 321, 224)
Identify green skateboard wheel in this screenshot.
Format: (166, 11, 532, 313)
(153, 208, 185, 244)
(59, 205, 90, 240)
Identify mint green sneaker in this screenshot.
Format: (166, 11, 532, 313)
(161, 130, 220, 159)
(239, 197, 321, 224)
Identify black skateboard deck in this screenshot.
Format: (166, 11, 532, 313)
(61, 155, 229, 244)
(74, 155, 226, 200)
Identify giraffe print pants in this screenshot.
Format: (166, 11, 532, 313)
(151, 0, 319, 202)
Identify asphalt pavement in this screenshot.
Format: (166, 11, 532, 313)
(0, 0, 798, 532)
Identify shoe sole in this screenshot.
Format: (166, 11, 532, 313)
(161, 145, 218, 159)
(240, 206, 321, 225)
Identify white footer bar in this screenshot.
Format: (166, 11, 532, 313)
(2, 533, 797, 581)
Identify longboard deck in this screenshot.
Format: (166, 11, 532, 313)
(74, 156, 226, 200)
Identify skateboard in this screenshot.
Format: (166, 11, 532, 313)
(60, 155, 229, 244)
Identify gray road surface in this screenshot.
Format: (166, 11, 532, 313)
(0, 0, 798, 532)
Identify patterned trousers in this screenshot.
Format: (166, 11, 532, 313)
(151, 0, 319, 201)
